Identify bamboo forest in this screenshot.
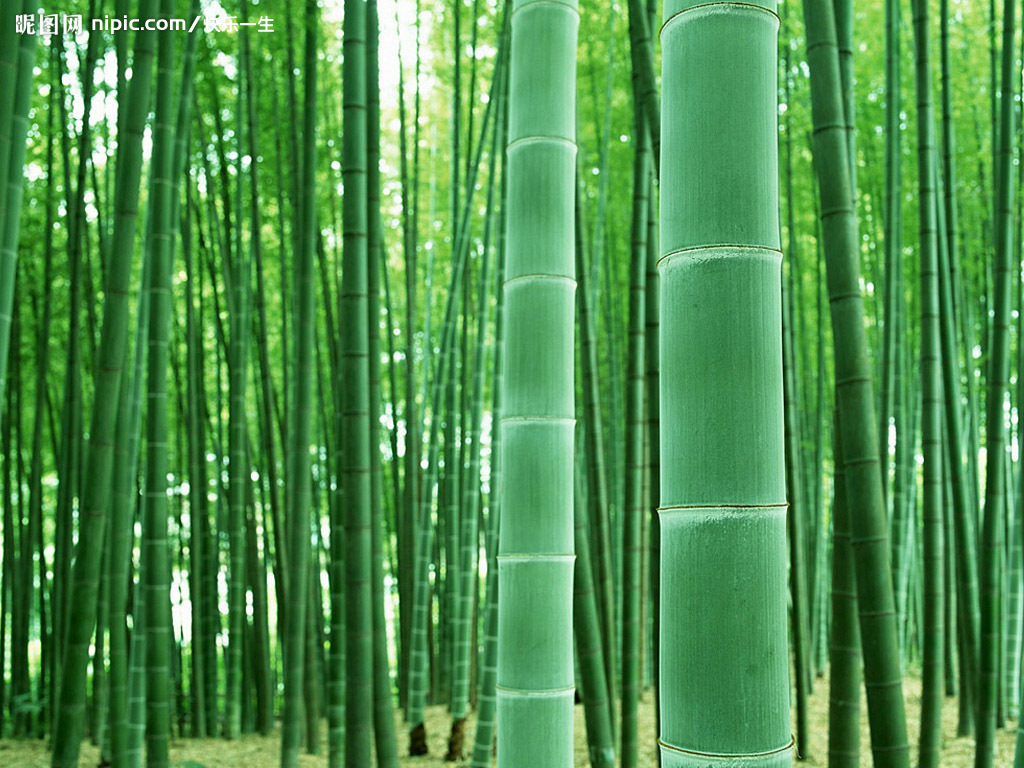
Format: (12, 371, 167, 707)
(8, 0, 1024, 766)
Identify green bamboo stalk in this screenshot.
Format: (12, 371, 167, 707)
(126, 528, 146, 768)
(225, 50, 254, 747)
(496, 0, 578, 761)
(54, 17, 103, 699)
(1011, 396, 1024, 720)
(406, 55, 503, 752)
(576, 196, 617, 708)
(939, 0, 958, 365)
(27, 83, 56, 743)
(880, 0, 901, 507)
(977, 0, 1017, 761)
(780, 19, 814, 633)
(0, 0, 19, 222)
(802, 0, 911, 762)
(395, 2, 418, 706)
(243, 446, 273, 736)
(305, 537, 324, 754)
(470, 65, 509, 763)
(113, 197, 154, 768)
(326, 206, 345, 763)
(182, 180, 208, 738)
(643, 159, 661, 746)
(50, 1, 159, 763)
(910, 0, 944, 761)
(448, 43, 505, 757)
(251, 90, 288, 669)
(829, 408, 860, 768)
(8, 309, 29, 738)
(106, 381, 135, 768)
(934, 68, 982, 751)
(141, 10, 176, 765)
(783, 276, 810, 759)
(810, 186, 830, 681)
(573, 460, 616, 768)
(589, 9, 615, 324)
(364, 1, 399, 764)
(891, 295, 910, 660)
(0, 377, 10, 738)
(194, 201, 221, 734)
(1010, 39, 1024, 720)
(369, 257, 399, 768)
(943, 447, 958, 701)
(1015, 458, 1024, 766)
(1014, 658, 1024, 765)
(280, 2, 318, 765)
(833, 0, 856, 198)
(625, 0, 661, 176)
(620, 95, 649, 768)
(0, 0, 40, 418)
(658, 0, 789, 766)
(441, 285, 461, 711)
(340, 0, 373, 756)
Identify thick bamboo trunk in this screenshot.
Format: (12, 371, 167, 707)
(657, 0, 790, 765)
(496, 0, 578, 763)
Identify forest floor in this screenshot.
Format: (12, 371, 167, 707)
(2, 670, 1018, 767)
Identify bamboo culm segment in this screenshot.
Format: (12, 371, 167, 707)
(341, 0, 374, 760)
(829, 408, 861, 768)
(496, 0, 578, 764)
(909, 0, 944, 761)
(658, 0, 791, 766)
(802, 0, 911, 763)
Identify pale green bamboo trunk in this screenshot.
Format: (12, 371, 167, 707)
(658, 0, 790, 765)
(496, 0, 578, 763)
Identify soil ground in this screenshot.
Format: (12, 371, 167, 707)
(2, 671, 1018, 766)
